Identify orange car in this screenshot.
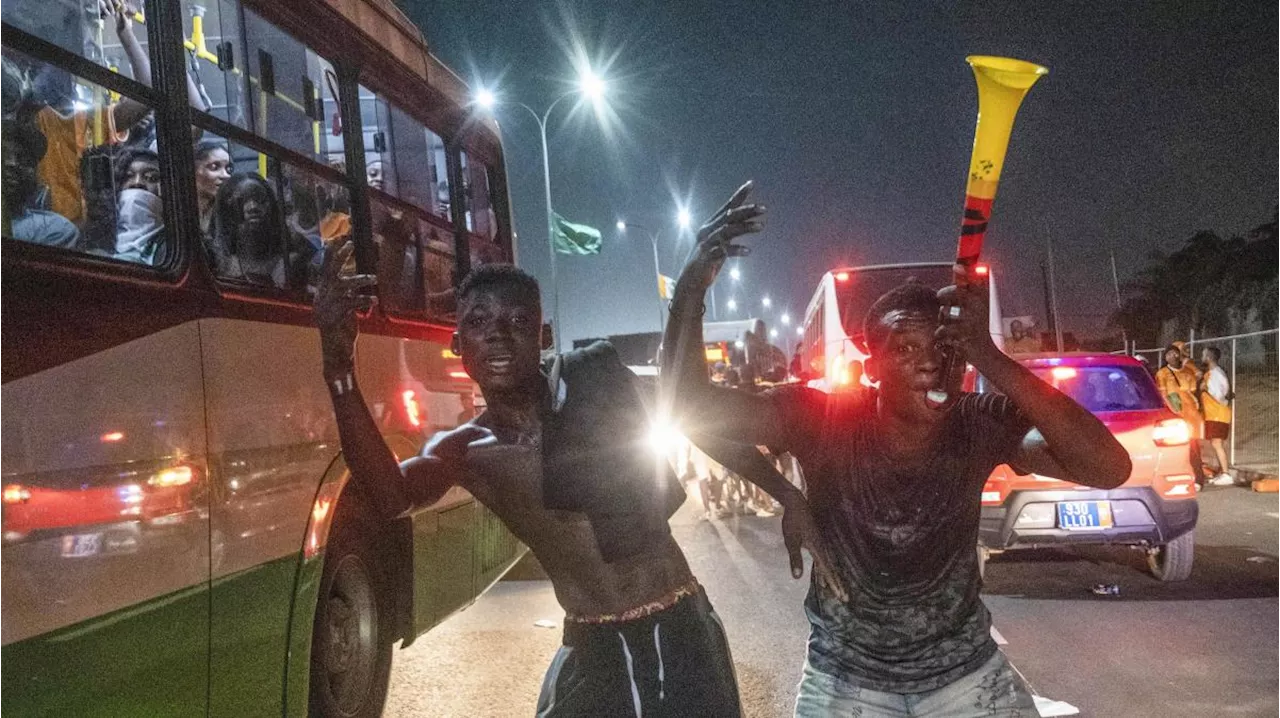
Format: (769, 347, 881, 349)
(978, 353, 1199, 581)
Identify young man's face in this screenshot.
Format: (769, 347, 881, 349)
(1165, 349, 1182, 368)
(867, 312, 943, 395)
(1200, 349, 1213, 365)
(455, 285, 543, 394)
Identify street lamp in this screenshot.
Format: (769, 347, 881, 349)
(769, 328, 778, 339)
(780, 313, 790, 325)
(729, 266, 741, 281)
(762, 296, 772, 309)
(676, 208, 692, 230)
(727, 298, 738, 311)
(796, 326, 804, 336)
(474, 68, 609, 352)
(615, 220, 667, 333)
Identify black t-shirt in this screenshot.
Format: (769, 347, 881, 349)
(766, 386, 1032, 693)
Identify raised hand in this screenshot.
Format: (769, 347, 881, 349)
(935, 266, 997, 363)
(684, 181, 766, 290)
(314, 237, 376, 377)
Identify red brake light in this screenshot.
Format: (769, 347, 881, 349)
(3, 485, 31, 504)
(981, 479, 1006, 506)
(1153, 418, 1191, 446)
(974, 264, 990, 277)
(1050, 367, 1077, 381)
(835, 272, 850, 281)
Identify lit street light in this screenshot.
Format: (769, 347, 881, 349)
(762, 296, 772, 309)
(769, 328, 778, 339)
(615, 219, 675, 333)
(796, 327, 804, 336)
(727, 298, 738, 311)
(729, 267, 741, 281)
(677, 208, 692, 230)
(780, 313, 791, 325)
(474, 67, 609, 351)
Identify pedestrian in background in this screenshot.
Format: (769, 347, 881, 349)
(1200, 345, 1234, 486)
(1156, 345, 1208, 486)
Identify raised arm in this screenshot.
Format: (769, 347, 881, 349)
(316, 238, 484, 518)
(103, 1, 152, 130)
(661, 182, 784, 447)
(938, 275, 1132, 489)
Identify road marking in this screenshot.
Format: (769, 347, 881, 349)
(990, 625, 1008, 645)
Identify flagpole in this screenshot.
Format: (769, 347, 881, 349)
(539, 118, 561, 352)
(650, 229, 664, 334)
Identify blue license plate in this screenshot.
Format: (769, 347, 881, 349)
(1057, 501, 1113, 530)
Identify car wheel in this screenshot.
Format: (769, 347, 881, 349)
(309, 517, 393, 718)
(1147, 529, 1195, 582)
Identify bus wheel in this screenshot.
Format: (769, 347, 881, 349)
(309, 519, 393, 718)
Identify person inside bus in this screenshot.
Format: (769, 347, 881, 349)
(662, 181, 1131, 718)
(2, 109, 79, 247)
(314, 237, 838, 716)
(110, 147, 164, 264)
(194, 139, 232, 235)
(17, 1, 203, 228)
(207, 172, 314, 288)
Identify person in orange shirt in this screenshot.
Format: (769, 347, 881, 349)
(1156, 345, 1207, 485)
(1200, 346, 1234, 486)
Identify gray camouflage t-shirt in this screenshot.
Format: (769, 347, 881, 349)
(767, 387, 1031, 694)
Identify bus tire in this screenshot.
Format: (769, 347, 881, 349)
(309, 514, 394, 718)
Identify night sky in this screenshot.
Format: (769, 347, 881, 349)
(397, 1, 1277, 347)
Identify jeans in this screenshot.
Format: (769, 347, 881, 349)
(794, 650, 1037, 718)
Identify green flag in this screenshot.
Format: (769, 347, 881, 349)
(552, 212, 602, 255)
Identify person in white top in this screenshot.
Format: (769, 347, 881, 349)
(1200, 346, 1235, 486)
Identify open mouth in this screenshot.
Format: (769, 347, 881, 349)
(484, 354, 514, 373)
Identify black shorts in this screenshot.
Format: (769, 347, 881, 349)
(1205, 421, 1230, 440)
(536, 588, 741, 717)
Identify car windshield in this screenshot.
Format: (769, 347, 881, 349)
(1030, 365, 1165, 413)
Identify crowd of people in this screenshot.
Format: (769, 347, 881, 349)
(311, 181, 1135, 717)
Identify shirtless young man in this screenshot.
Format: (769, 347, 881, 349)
(664, 183, 1132, 717)
(314, 227, 833, 716)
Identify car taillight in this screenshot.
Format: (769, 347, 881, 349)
(148, 465, 194, 488)
(981, 479, 1007, 506)
(1158, 474, 1197, 498)
(2, 485, 31, 504)
(1153, 418, 1191, 446)
(835, 272, 850, 282)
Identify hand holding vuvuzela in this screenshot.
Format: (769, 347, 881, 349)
(926, 56, 1048, 409)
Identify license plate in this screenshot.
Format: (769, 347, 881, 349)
(60, 533, 102, 558)
(1057, 501, 1113, 530)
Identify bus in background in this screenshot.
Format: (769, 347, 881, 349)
(797, 262, 1004, 393)
(2, 1, 522, 716)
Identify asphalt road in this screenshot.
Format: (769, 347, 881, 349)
(385, 485, 1278, 717)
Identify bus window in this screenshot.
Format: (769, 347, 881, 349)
(197, 130, 316, 292)
(370, 196, 424, 314)
(835, 264, 952, 343)
(280, 161, 349, 292)
(181, 0, 251, 130)
(358, 85, 397, 196)
(464, 155, 497, 241)
(388, 104, 450, 219)
(243, 9, 342, 165)
(3, 0, 153, 87)
(2, 51, 172, 267)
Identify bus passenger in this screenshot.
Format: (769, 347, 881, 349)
(194, 140, 231, 234)
(208, 173, 313, 288)
(314, 236, 838, 717)
(111, 147, 164, 264)
(663, 182, 1131, 718)
(2, 110, 79, 248)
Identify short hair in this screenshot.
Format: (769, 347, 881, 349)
(1164, 344, 1181, 356)
(457, 263, 541, 312)
(863, 282, 940, 351)
(1204, 345, 1221, 362)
